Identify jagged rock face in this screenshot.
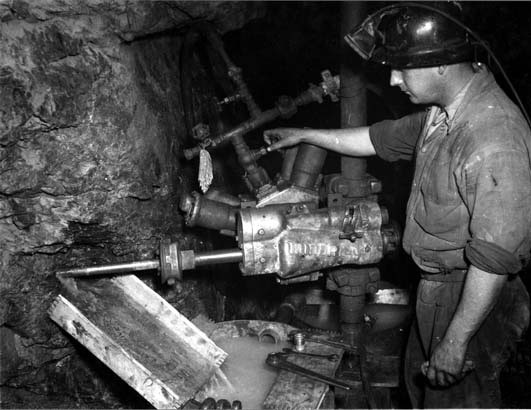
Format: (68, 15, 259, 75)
(0, 1, 264, 406)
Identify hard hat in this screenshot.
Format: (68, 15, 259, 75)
(345, 2, 473, 68)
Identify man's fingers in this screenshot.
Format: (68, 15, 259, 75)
(426, 366, 437, 385)
(443, 372, 458, 386)
(263, 130, 277, 146)
(422, 362, 460, 387)
(427, 369, 457, 387)
(436, 370, 447, 386)
(266, 141, 284, 152)
(421, 361, 429, 376)
(263, 131, 283, 152)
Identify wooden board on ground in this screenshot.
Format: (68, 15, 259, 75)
(49, 274, 227, 409)
(263, 341, 343, 410)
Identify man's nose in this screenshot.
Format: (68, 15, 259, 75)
(390, 70, 402, 87)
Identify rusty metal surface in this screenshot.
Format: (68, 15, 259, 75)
(237, 200, 386, 278)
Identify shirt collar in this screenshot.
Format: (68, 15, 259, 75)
(426, 64, 492, 135)
(443, 73, 475, 122)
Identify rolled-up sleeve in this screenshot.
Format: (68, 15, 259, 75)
(369, 111, 425, 162)
(463, 147, 531, 273)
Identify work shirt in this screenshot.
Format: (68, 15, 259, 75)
(369, 65, 531, 274)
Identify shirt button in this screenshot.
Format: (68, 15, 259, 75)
(421, 147, 427, 153)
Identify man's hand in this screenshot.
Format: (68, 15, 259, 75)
(263, 128, 307, 151)
(421, 338, 474, 387)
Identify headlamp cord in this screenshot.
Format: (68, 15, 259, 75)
(358, 2, 531, 131)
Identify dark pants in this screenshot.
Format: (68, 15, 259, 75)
(405, 275, 530, 408)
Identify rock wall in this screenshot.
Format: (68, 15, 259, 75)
(0, 1, 264, 407)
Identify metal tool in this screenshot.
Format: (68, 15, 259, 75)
(56, 240, 242, 285)
(266, 352, 353, 390)
(289, 331, 359, 354)
(281, 348, 339, 362)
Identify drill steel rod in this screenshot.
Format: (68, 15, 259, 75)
(56, 260, 160, 277)
(56, 248, 243, 278)
(193, 249, 243, 266)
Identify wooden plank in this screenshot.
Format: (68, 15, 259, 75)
(113, 275, 227, 367)
(51, 275, 227, 407)
(49, 295, 183, 409)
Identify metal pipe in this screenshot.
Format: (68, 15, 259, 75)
(204, 189, 241, 207)
(180, 192, 237, 231)
(57, 248, 243, 279)
(184, 79, 337, 161)
(290, 144, 327, 189)
(340, 1, 367, 182)
(194, 249, 243, 266)
(231, 132, 271, 189)
(280, 147, 299, 182)
(56, 260, 160, 277)
(183, 108, 279, 160)
(228, 67, 262, 119)
(275, 293, 306, 324)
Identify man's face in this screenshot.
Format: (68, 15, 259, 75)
(390, 67, 441, 105)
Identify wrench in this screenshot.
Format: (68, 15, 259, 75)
(282, 348, 339, 362)
(266, 352, 353, 390)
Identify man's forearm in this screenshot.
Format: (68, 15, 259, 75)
(264, 126, 376, 156)
(444, 265, 507, 346)
(425, 265, 508, 386)
(301, 127, 376, 157)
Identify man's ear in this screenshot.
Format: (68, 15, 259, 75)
(437, 65, 448, 75)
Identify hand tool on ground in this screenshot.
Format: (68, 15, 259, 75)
(281, 348, 339, 362)
(289, 330, 359, 354)
(266, 352, 353, 390)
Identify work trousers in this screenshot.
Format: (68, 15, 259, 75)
(405, 274, 529, 408)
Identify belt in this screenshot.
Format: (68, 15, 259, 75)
(420, 268, 468, 282)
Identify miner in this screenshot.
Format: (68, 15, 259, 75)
(264, 3, 531, 408)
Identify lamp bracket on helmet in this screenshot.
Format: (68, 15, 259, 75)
(344, 8, 399, 61)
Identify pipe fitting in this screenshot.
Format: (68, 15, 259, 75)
(180, 192, 238, 232)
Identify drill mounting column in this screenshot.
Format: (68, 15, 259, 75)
(326, 266, 380, 342)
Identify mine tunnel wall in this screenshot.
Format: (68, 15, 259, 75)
(0, 2, 263, 406)
(2, 2, 531, 408)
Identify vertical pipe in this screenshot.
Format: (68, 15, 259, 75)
(290, 144, 327, 189)
(337, 3, 372, 357)
(280, 147, 299, 182)
(340, 1, 367, 181)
